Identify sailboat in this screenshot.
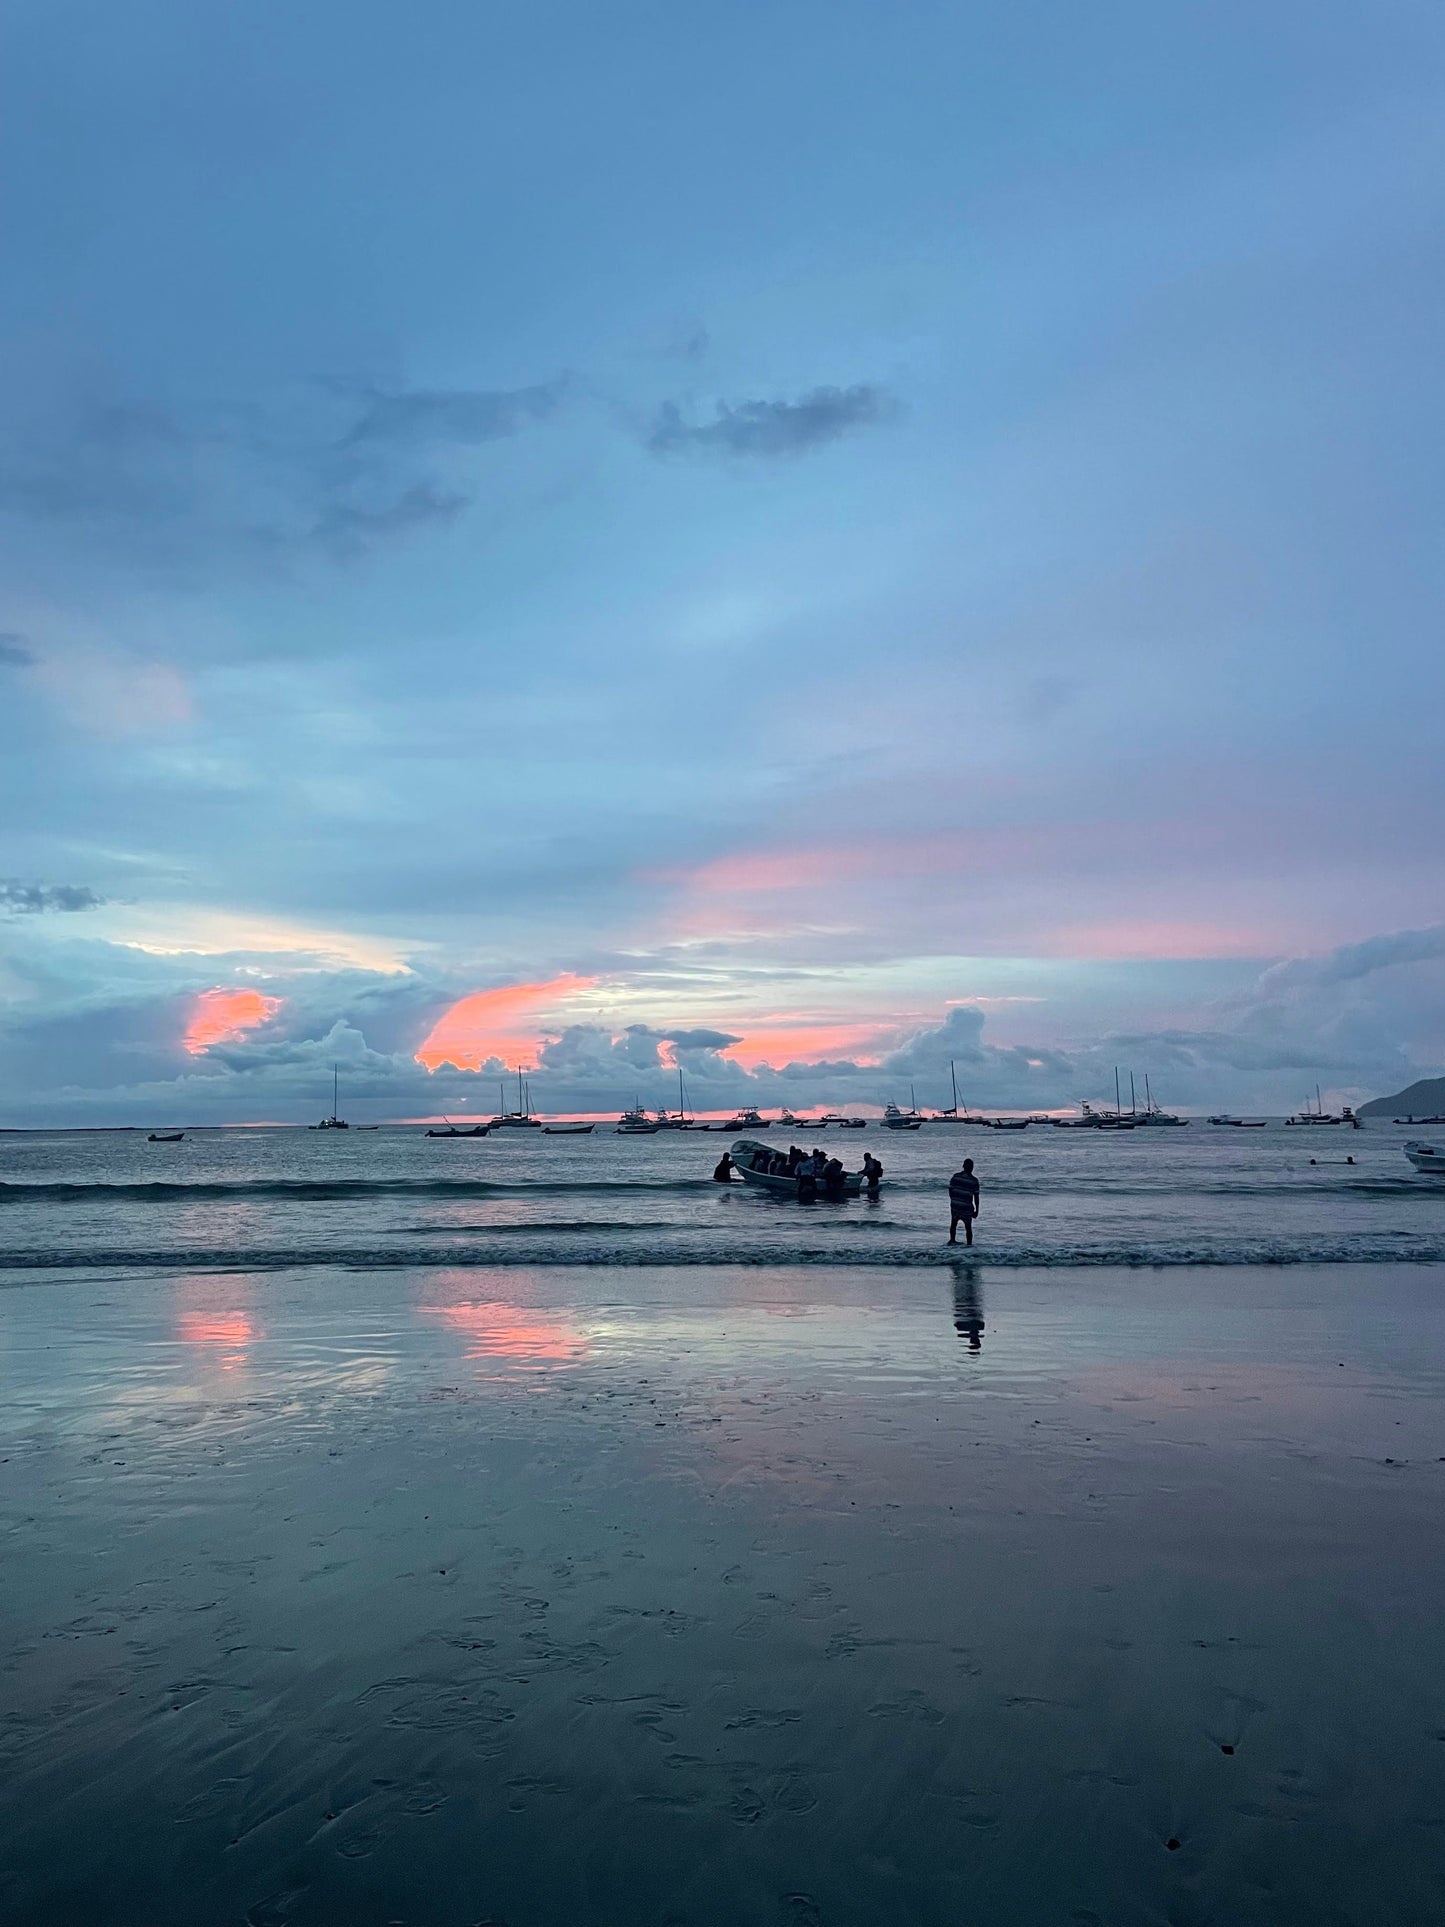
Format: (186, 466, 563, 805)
(929, 1060, 968, 1122)
(491, 1069, 541, 1128)
(1133, 1073, 1188, 1125)
(1285, 1086, 1356, 1127)
(309, 1065, 349, 1130)
(654, 1067, 696, 1129)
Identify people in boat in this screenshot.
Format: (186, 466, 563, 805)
(795, 1153, 819, 1200)
(787, 1145, 804, 1172)
(713, 1152, 735, 1182)
(822, 1156, 845, 1197)
(948, 1158, 981, 1246)
(861, 1152, 883, 1194)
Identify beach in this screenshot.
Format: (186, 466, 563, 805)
(4, 1255, 1444, 1925)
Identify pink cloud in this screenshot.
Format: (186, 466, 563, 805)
(415, 973, 596, 1072)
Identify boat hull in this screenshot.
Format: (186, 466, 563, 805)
(731, 1140, 866, 1196)
(1405, 1142, 1445, 1174)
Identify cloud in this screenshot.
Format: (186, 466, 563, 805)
(311, 482, 469, 557)
(415, 974, 597, 1073)
(647, 384, 897, 458)
(0, 631, 34, 666)
(183, 987, 284, 1054)
(341, 378, 569, 449)
(1255, 924, 1445, 994)
(0, 879, 105, 914)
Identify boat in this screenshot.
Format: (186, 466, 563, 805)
(543, 1122, 595, 1135)
(882, 1089, 924, 1130)
(982, 1117, 1028, 1130)
(730, 1139, 867, 1197)
(616, 1102, 660, 1134)
(426, 1124, 490, 1138)
(309, 1065, 349, 1129)
(1209, 1114, 1267, 1127)
(1133, 1075, 1188, 1125)
(490, 1070, 543, 1129)
(721, 1107, 769, 1132)
(1395, 1115, 1445, 1125)
(356, 1125, 380, 1131)
(650, 1069, 696, 1129)
(147, 1130, 184, 1143)
(928, 1061, 969, 1123)
(819, 1112, 867, 1128)
(1285, 1088, 1359, 1128)
(1404, 1140, 1445, 1174)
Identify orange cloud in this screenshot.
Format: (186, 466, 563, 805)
(414, 973, 596, 1073)
(184, 987, 283, 1054)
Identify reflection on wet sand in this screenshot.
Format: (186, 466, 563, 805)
(174, 1276, 259, 1372)
(422, 1299, 587, 1364)
(951, 1263, 984, 1350)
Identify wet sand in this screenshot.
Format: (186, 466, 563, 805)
(3, 1261, 1444, 1925)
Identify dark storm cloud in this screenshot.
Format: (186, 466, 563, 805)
(647, 385, 897, 458)
(0, 632, 33, 665)
(0, 879, 105, 913)
(340, 378, 570, 449)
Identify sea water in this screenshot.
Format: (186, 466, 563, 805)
(1, 1118, 1441, 1274)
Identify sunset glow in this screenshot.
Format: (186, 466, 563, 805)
(184, 988, 283, 1054)
(423, 1301, 588, 1364)
(414, 973, 596, 1073)
(723, 1021, 891, 1069)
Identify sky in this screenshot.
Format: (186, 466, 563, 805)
(2, 0, 1443, 1124)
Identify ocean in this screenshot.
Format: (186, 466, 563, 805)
(1, 1116, 1441, 1276)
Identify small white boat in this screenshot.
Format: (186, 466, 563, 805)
(882, 1092, 923, 1130)
(1404, 1141, 1445, 1174)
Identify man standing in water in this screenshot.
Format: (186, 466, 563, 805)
(948, 1157, 981, 1245)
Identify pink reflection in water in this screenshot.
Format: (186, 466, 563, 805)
(423, 1300, 587, 1365)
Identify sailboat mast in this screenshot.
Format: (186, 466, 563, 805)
(1115, 1066, 1121, 1115)
(1145, 1074, 1152, 1115)
(1130, 1072, 1136, 1117)
(333, 1063, 338, 1119)
(951, 1059, 958, 1112)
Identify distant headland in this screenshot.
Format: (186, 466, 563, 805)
(1358, 1076, 1445, 1119)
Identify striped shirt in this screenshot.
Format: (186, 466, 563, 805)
(948, 1171, 980, 1213)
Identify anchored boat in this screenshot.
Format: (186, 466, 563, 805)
(730, 1139, 867, 1196)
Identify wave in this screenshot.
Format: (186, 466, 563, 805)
(2, 1235, 1442, 1275)
(1, 1173, 1432, 1205)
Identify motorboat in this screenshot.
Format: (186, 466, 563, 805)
(721, 1107, 769, 1132)
(616, 1107, 660, 1134)
(1285, 1088, 1358, 1128)
(1404, 1140, 1445, 1174)
(147, 1131, 184, 1143)
(543, 1122, 595, 1135)
(730, 1139, 867, 1197)
(426, 1125, 489, 1138)
(982, 1117, 1028, 1130)
(882, 1091, 923, 1130)
(1209, 1115, 1266, 1127)
(819, 1112, 867, 1128)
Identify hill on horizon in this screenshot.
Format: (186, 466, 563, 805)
(1358, 1076, 1445, 1119)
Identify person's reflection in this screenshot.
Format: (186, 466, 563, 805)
(951, 1264, 984, 1350)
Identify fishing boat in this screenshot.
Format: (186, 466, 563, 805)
(309, 1066, 349, 1129)
(721, 1107, 769, 1132)
(819, 1112, 867, 1128)
(426, 1124, 489, 1138)
(616, 1102, 660, 1134)
(147, 1130, 184, 1143)
(730, 1139, 867, 1197)
(1285, 1088, 1358, 1128)
(1404, 1140, 1445, 1174)
(543, 1122, 595, 1135)
(882, 1089, 923, 1130)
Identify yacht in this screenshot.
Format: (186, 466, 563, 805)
(491, 1071, 542, 1128)
(309, 1065, 349, 1130)
(721, 1107, 769, 1132)
(1133, 1076, 1188, 1126)
(616, 1101, 660, 1135)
